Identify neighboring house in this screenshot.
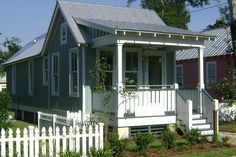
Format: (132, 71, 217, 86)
(176, 27, 234, 100)
(3, 0, 218, 137)
(0, 76, 6, 91)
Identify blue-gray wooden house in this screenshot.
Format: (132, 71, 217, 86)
(3, 0, 219, 137)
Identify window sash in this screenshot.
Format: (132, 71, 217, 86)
(176, 65, 183, 86)
(125, 52, 138, 85)
(52, 54, 59, 95)
(12, 65, 16, 95)
(100, 50, 113, 87)
(43, 57, 49, 84)
(207, 62, 216, 82)
(69, 48, 78, 96)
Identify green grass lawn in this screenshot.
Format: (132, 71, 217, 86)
(175, 147, 236, 157)
(220, 123, 236, 133)
(10, 120, 36, 132)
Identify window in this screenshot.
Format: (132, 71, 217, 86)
(100, 50, 113, 87)
(51, 53, 59, 95)
(12, 65, 16, 95)
(176, 64, 183, 87)
(60, 22, 67, 45)
(28, 60, 34, 95)
(69, 48, 78, 96)
(43, 56, 49, 85)
(206, 61, 216, 82)
(125, 52, 138, 85)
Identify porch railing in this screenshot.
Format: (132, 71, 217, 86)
(122, 85, 176, 117)
(202, 89, 214, 128)
(178, 88, 199, 112)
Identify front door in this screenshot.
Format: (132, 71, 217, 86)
(148, 56, 162, 85)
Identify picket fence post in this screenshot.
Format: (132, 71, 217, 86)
(16, 128, 21, 157)
(55, 127, 60, 157)
(75, 126, 80, 152)
(62, 126, 67, 153)
(35, 127, 39, 157)
(99, 123, 104, 149)
(23, 128, 28, 157)
(8, 128, 13, 157)
(48, 127, 54, 157)
(41, 127, 46, 156)
(1, 129, 6, 157)
(29, 126, 34, 157)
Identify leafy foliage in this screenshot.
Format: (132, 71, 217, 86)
(133, 132, 154, 156)
(210, 69, 236, 106)
(127, 0, 218, 29)
(89, 147, 113, 157)
(0, 37, 21, 77)
(160, 129, 176, 149)
(184, 129, 201, 145)
(107, 133, 127, 157)
(0, 90, 13, 130)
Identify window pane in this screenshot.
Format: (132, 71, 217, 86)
(126, 52, 138, 71)
(54, 74, 58, 92)
(100, 51, 113, 70)
(105, 72, 112, 88)
(72, 73, 77, 93)
(125, 72, 137, 85)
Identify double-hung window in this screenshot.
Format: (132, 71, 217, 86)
(69, 48, 78, 96)
(176, 64, 183, 87)
(28, 60, 34, 95)
(206, 61, 216, 82)
(100, 50, 113, 88)
(52, 53, 59, 95)
(60, 23, 67, 45)
(43, 56, 49, 85)
(125, 52, 138, 85)
(12, 65, 16, 95)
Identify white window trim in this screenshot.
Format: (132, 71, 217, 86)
(69, 47, 79, 97)
(28, 59, 34, 95)
(60, 22, 67, 45)
(51, 52, 59, 96)
(42, 56, 49, 86)
(206, 61, 217, 82)
(176, 64, 183, 86)
(12, 65, 16, 95)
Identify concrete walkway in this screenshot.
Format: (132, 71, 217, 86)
(219, 132, 236, 146)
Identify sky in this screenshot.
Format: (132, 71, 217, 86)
(0, 0, 228, 48)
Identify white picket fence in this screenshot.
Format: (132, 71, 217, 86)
(0, 123, 104, 157)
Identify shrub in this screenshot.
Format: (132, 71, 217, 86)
(175, 140, 190, 152)
(184, 129, 201, 145)
(89, 147, 113, 157)
(222, 136, 230, 147)
(160, 129, 176, 149)
(107, 133, 127, 157)
(133, 132, 154, 156)
(0, 90, 13, 130)
(59, 151, 82, 157)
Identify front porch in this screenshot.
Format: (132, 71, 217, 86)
(81, 26, 218, 137)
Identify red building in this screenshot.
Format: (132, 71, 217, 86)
(176, 27, 234, 100)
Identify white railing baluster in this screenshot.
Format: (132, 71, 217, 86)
(23, 128, 28, 157)
(99, 123, 104, 149)
(8, 128, 13, 157)
(41, 127, 46, 156)
(16, 128, 21, 157)
(35, 128, 39, 157)
(95, 124, 99, 149)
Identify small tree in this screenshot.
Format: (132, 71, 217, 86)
(210, 68, 236, 106)
(90, 59, 115, 148)
(0, 90, 13, 130)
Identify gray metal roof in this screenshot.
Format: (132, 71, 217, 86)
(176, 27, 232, 61)
(75, 18, 210, 37)
(58, 0, 166, 44)
(3, 34, 46, 65)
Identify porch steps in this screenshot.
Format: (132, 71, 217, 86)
(192, 114, 213, 136)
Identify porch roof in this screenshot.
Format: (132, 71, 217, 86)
(75, 18, 216, 40)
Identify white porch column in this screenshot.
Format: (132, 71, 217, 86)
(198, 47, 205, 89)
(117, 43, 124, 118)
(198, 47, 204, 114)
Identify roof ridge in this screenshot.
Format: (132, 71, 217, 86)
(58, 0, 154, 12)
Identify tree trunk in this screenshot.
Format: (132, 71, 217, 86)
(228, 0, 236, 66)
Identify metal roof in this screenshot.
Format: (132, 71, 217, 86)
(75, 18, 211, 37)
(3, 34, 46, 65)
(176, 27, 232, 61)
(58, 0, 166, 44)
